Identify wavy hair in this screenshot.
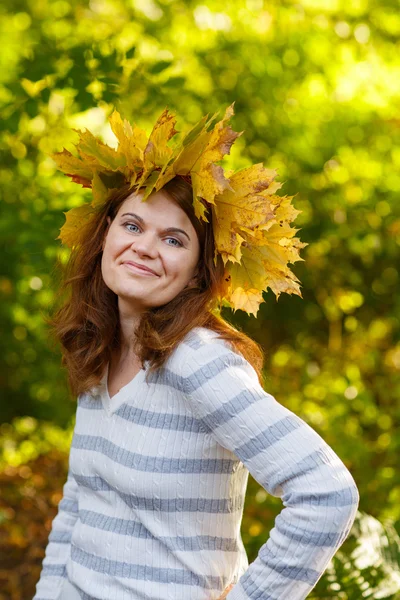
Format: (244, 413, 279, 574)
(50, 177, 265, 396)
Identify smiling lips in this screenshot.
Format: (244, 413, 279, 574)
(123, 261, 159, 276)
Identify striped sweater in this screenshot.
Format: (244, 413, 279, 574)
(34, 326, 359, 600)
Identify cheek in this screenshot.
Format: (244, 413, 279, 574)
(101, 240, 118, 279)
(165, 254, 194, 280)
(103, 235, 124, 263)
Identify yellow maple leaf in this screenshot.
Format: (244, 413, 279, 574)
(139, 109, 178, 196)
(154, 116, 211, 186)
(269, 193, 302, 223)
(149, 105, 240, 219)
(74, 128, 126, 171)
(145, 109, 177, 166)
(191, 103, 240, 208)
(57, 204, 95, 247)
(226, 241, 304, 313)
(229, 288, 264, 317)
(227, 244, 269, 292)
(264, 265, 303, 299)
(50, 148, 95, 182)
(109, 109, 148, 169)
(155, 126, 212, 218)
(212, 163, 277, 261)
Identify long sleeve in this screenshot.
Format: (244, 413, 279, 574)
(181, 339, 359, 600)
(33, 460, 79, 599)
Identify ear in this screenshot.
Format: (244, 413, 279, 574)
(102, 216, 111, 251)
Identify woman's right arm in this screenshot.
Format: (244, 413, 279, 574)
(33, 461, 79, 600)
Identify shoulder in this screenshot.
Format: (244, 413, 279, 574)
(174, 326, 235, 362)
(171, 326, 258, 386)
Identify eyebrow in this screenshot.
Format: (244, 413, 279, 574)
(120, 212, 191, 241)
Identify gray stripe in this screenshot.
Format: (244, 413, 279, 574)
(80, 394, 206, 432)
(283, 485, 359, 507)
(257, 552, 321, 584)
(275, 516, 343, 547)
(79, 509, 239, 551)
(71, 544, 230, 589)
(145, 366, 187, 391)
(79, 395, 102, 409)
(196, 387, 266, 431)
(48, 530, 72, 544)
(73, 473, 244, 513)
(231, 577, 280, 600)
(59, 497, 79, 514)
(115, 405, 205, 432)
(72, 434, 237, 474)
(145, 351, 242, 393)
(267, 449, 328, 492)
(41, 564, 66, 577)
(234, 416, 302, 461)
(182, 331, 206, 350)
(184, 353, 247, 394)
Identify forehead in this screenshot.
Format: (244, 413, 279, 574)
(117, 190, 192, 228)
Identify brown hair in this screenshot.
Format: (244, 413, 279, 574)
(50, 177, 265, 396)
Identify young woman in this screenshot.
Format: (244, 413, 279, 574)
(33, 108, 359, 600)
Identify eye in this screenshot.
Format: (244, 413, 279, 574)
(165, 237, 183, 248)
(123, 222, 183, 248)
(125, 222, 140, 233)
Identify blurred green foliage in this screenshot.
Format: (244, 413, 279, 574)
(1, 0, 399, 598)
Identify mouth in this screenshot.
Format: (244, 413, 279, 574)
(123, 262, 160, 277)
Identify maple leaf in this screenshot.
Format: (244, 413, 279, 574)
(74, 128, 126, 171)
(91, 171, 121, 208)
(109, 109, 148, 169)
(269, 193, 302, 223)
(57, 204, 95, 247)
(66, 174, 92, 188)
(229, 288, 264, 317)
(154, 126, 212, 218)
(225, 237, 304, 314)
(51, 149, 95, 181)
(155, 105, 241, 219)
(154, 115, 211, 185)
(264, 265, 303, 299)
(152, 105, 241, 220)
(212, 164, 278, 262)
(139, 109, 178, 196)
(191, 103, 241, 211)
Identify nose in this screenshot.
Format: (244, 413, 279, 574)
(130, 232, 158, 259)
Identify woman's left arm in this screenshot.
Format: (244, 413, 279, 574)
(182, 340, 359, 600)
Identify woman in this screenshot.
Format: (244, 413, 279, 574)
(34, 106, 359, 600)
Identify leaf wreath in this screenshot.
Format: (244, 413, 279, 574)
(51, 103, 307, 316)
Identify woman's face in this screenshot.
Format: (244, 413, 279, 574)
(101, 189, 201, 314)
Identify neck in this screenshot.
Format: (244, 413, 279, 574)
(116, 298, 146, 360)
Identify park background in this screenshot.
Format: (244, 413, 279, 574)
(0, 0, 399, 598)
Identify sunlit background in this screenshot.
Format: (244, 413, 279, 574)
(1, 0, 399, 598)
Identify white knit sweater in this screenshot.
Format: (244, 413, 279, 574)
(34, 326, 359, 600)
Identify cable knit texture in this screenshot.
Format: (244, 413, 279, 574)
(33, 326, 359, 600)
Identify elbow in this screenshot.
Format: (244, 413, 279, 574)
(329, 461, 360, 518)
(342, 468, 360, 513)
(337, 479, 360, 544)
(347, 476, 360, 519)
(328, 475, 360, 543)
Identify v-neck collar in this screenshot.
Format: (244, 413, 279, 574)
(98, 361, 148, 417)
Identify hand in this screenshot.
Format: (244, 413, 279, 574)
(216, 583, 234, 599)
